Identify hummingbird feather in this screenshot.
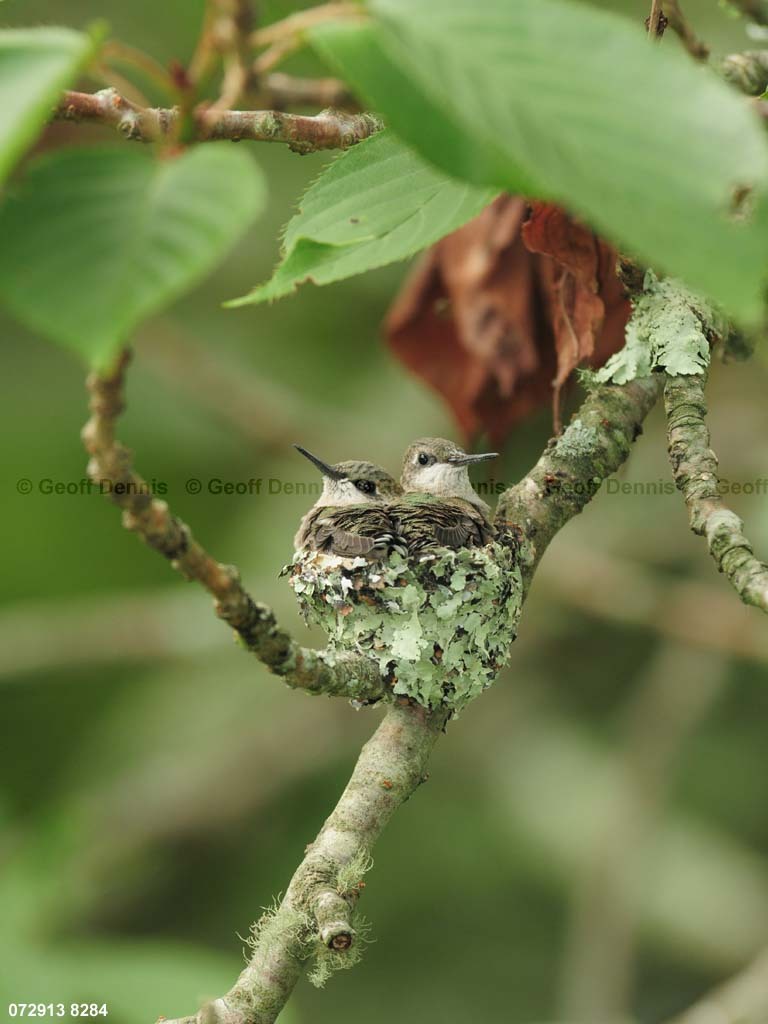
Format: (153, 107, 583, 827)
(297, 505, 398, 560)
(390, 494, 494, 554)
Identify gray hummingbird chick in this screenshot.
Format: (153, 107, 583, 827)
(293, 445, 402, 560)
(391, 437, 498, 553)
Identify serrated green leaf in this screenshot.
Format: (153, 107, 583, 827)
(228, 131, 495, 307)
(311, 0, 768, 322)
(0, 27, 93, 185)
(0, 145, 266, 366)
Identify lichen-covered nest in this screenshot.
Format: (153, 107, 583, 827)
(286, 543, 523, 713)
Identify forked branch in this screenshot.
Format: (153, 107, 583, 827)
(83, 339, 666, 1022)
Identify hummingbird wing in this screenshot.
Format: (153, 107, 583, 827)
(300, 506, 397, 560)
(392, 496, 494, 553)
(434, 521, 475, 549)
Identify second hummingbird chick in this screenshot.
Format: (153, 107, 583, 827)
(391, 438, 498, 553)
(293, 445, 402, 560)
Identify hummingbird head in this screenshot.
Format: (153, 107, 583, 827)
(294, 446, 401, 506)
(400, 438, 498, 504)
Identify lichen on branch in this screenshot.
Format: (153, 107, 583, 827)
(665, 370, 768, 614)
(593, 272, 724, 385)
(495, 376, 663, 590)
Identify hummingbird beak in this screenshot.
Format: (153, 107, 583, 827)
(447, 451, 499, 466)
(294, 445, 346, 481)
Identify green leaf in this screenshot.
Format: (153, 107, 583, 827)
(0, 145, 266, 366)
(311, 0, 768, 321)
(0, 27, 93, 185)
(228, 130, 495, 306)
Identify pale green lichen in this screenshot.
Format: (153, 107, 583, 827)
(247, 899, 310, 960)
(554, 418, 600, 462)
(288, 543, 523, 714)
(595, 271, 724, 385)
(336, 850, 373, 895)
(247, 896, 371, 992)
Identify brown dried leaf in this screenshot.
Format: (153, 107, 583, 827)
(385, 197, 630, 441)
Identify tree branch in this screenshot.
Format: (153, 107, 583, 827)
(495, 376, 664, 591)
(647, 0, 666, 38)
(663, 0, 709, 60)
(249, 3, 362, 48)
(82, 350, 386, 700)
(164, 700, 447, 1024)
(665, 371, 768, 614)
(209, 0, 257, 110)
(55, 88, 381, 153)
(86, 348, 663, 1021)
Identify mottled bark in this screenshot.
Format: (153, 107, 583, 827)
(495, 376, 664, 591)
(55, 89, 381, 153)
(665, 372, 768, 614)
(165, 701, 446, 1024)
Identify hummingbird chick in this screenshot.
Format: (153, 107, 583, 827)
(293, 445, 402, 560)
(391, 438, 498, 553)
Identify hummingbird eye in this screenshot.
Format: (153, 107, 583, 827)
(354, 479, 376, 495)
(417, 452, 431, 466)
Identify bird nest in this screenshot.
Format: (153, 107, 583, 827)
(286, 543, 523, 713)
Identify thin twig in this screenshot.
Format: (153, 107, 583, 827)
(250, 3, 362, 48)
(209, 0, 257, 110)
(665, 372, 768, 613)
(664, 0, 709, 60)
(263, 72, 357, 110)
(55, 88, 382, 152)
(102, 40, 177, 98)
(647, 0, 666, 38)
(253, 37, 302, 76)
(82, 350, 387, 701)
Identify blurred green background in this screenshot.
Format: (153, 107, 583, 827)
(2, 1, 768, 1021)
